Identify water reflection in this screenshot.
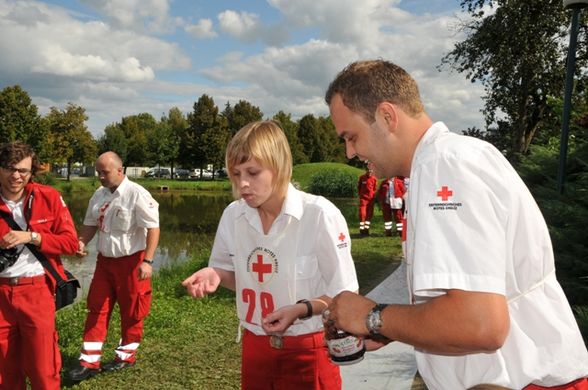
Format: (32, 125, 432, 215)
(62, 190, 234, 295)
(62, 189, 357, 298)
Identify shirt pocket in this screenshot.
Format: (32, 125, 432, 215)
(111, 208, 132, 232)
(296, 255, 318, 280)
(28, 216, 56, 230)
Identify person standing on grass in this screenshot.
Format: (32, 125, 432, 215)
(323, 59, 588, 389)
(183, 120, 358, 389)
(0, 141, 78, 390)
(69, 151, 160, 382)
(357, 163, 377, 236)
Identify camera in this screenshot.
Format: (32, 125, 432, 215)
(0, 247, 22, 272)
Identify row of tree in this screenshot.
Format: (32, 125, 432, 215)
(0, 86, 348, 180)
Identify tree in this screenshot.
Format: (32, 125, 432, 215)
(273, 111, 308, 164)
(182, 95, 223, 175)
(222, 100, 263, 136)
(297, 114, 342, 163)
(0, 85, 49, 159)
(162, 107, 187, 176)
(119, 113, 156, 168)
(45, 103, 96, 180)
(98, 123, 128, 161)
(440, 0, 585, 158)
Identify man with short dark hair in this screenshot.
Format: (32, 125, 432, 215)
(0, 141, 78, 389)
(324, 60, 588, 389)
(69, 151, 160, 382)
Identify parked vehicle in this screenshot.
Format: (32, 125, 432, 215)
(145, 168, 171, 179)
(189, 168, 213, 180)
(173, 168, 190, 179)
(215, 168, 228, 178)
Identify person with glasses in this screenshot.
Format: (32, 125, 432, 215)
(0, 141, 78, 390)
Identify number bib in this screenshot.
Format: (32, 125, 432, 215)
(235, 216, 299, 333)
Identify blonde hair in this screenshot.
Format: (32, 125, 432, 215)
(225, 120, 292, 199)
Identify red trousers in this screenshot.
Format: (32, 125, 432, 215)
(241, 330, 341, 390)
(525, 378, 588, 390)
(358, 199, 374, 223)
(80, 252, 152, 368)
(0, 275, 60, 390)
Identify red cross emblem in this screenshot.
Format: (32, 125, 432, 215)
(251, 254, 273, 283)
(437, 186, 453, 201)
(338, 232, 346, 242)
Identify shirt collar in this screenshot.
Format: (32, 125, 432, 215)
(241, 183, 304, 223)
(110, 176, 129, 196)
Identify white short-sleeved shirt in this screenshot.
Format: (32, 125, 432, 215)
(83, 176, 159, 258)
(209, 184, 359, 336)
(405, 122, 588, 389)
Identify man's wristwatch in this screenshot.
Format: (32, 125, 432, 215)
(30, 231, 39, 244)
(296, 299, 313, 320)
(366, 303, 389, 340)
(142, 259, 154, 265)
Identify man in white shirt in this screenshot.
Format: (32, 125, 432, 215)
(324, 59, 588, 389)
(69, 151, 160, 382)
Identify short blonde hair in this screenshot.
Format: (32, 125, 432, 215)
(225, 120, 292, 199)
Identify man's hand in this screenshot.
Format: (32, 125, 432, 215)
(1, 230, 31, 249)
(138, 261, 152, 280)
(75, 240, 88, 258)
(182, 267, 221, 298)
(327, 291, 376, 337)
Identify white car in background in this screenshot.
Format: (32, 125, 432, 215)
(189, 168, 213, 179)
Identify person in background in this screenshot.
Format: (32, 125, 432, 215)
(357, 163, 377, 236)
(69, 151, 160, 382)
(182, 120, 358, 389)
(377, 178, 394, 236)
(324, 59, 588, 389)
(0, 141, 78, 389)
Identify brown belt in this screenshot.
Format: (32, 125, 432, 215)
(0, 275, 46, 286)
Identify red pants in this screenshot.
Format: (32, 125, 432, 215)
(525, 378, 588, 390)
(0, 275, 60, 390)
(241, 330, 341, 390)
(359, 199, 374, 223)
(80, 252, 152, 368)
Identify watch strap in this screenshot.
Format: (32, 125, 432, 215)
(142, 259, 154, 265)
(366, 303, 389, 336)
(296, 299, 313, 320)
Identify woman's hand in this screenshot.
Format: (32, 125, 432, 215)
(182, 267, 221, 298)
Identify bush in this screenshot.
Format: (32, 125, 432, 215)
(34, 171, 57, 186)
(308, 168, 357, 197)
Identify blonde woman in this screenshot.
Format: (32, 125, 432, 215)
(183, 120, 358, 389)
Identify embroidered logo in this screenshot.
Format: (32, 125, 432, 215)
(428, 186, 462, 211)
(247, 247, 278, 285)
(336, 232, 348, 249)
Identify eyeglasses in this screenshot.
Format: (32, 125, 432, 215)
(1, 166, 32, 176)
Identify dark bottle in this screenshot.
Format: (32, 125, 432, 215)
(323, 320, 366, 365)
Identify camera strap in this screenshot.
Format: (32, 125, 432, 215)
(0, 210, 67, 286)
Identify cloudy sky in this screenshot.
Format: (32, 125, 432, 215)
(0, 0, 486, 137)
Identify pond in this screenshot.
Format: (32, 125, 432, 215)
(61, 189, 358, 296)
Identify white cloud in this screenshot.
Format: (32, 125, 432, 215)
(218, 10, 260, 41)
(79, 0, 175, 33)
(185, 18, 217, 39)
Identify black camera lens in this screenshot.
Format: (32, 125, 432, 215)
(0, 247, 22, 272)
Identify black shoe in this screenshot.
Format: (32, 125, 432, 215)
(385, 229, 393, 237)
(101, 360, 135, 372)
(69, 365, 100, 381)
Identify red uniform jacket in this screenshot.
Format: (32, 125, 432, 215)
(358, 173, 377, 201)
(0, 182, 78, 291)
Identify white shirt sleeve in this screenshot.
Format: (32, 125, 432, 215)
(411, 145, 509, 298)
(209, 202, 237, 271)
